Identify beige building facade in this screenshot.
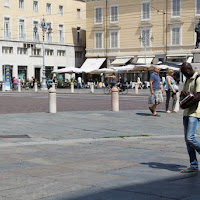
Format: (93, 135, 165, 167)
(0, 0, 86, 82)
(86, 0, 199, 73)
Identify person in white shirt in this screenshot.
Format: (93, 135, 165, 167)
(77, 76, 83, 88)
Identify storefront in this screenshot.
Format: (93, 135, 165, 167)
(18, 66, 27, 80)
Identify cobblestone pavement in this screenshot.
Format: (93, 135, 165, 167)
(0, 90, 166, 114)
(0, 108, 200, 200)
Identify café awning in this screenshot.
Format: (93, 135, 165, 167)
(137, 57, 154, 65)
(80, 58, 106, 73)
(111, 58, 132, 65)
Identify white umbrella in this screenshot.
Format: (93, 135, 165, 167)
(53, 67, 82, 73)
(111, 65, 135, 71)
(158, 65, 180, 71)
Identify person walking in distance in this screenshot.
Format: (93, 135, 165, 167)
(149, 66, 164, 117)
(180, 62, 200, 173)
(165, 69, 177, 113)
(77, 76, 82, 88)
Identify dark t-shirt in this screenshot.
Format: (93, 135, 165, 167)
(150, 72, 161, 91)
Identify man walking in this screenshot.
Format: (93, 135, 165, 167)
(77, 76, 82, 88)
(180, 62, 200, 173)
(149, 66, 163, 117)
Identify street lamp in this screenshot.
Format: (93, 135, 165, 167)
(40, 18, 48, 90)
(139, 33, 154, 65)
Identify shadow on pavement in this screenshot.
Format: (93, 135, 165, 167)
(140, 162, 186, 172)
(136, 113, 152, 116)
(47, 173, 200, 200)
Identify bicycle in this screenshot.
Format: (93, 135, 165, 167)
(103, 83, 128, 94)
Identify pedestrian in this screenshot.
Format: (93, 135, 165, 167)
(149, 66, 164, 117)
(13, 77, 18, 90)
(119, 74, 125, 91)
(165, 69, 177, 113)
(77, 76, 83, 88)
(106, 73, 116, 88)
(22, 76, 25, 88)
(180, 62, 200, 173)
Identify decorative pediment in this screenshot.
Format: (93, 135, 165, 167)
(168, 19, 183, 25)
(139, 22, 153, 28)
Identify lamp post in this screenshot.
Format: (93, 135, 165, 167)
(139, 33, 154, 65)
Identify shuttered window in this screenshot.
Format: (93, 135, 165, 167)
(141, 29, 150, 46)
(172, 0, 181, 17)
(110, 31, 119, 48)
(142, 1, 151, 20)
(172, 27, 181, 45)
(110, 5, 118, 23)
(95, 7, 103, 24)
(196, 0, 200, 15)
(95, 32, 103, 49)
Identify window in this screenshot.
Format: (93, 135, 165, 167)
(196, 0, 200, 15)
(59, 5, 63, 16)
(57, 50, 65, 56)
(2, 47, 13, 54)
(171, 26, 181, 45)
(46, 22, 52, 42)
(95, 7, 103, 24)
(58, 25, 64, 43)
(141, 28, 151, 47)
(172, 0, 181, 17)
(4, 0, 9, 7)
(17, 47, 27, 55)
(19, 0, 24, 9)
(32, 48, 41, 56)
(19, 19, 25, 40)
(77, 8, 81, 19)
(33, 1, 38, 12)
(95, 32, 103, 48)
(46, 3, 51, 14)
(4, 17, 11, 39)
(110, 5, 118, 23)
(110, 31, 119, 48)
(45, 49, 54, 56)
(142, 1, 151, 20)
(77, 27, 82, 44)
(33, 21, 39, 41)
(75, 51, 83, 58)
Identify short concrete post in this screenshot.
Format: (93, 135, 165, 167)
(71, 82, 74, 93)
(174, 91, 180, 112)
(111, 87, 119, 112)
(2, 82, 5, 92)
(34, 82, 38, 92)
(135, 83, 138, 94)
(91, 82, 94, 93)
(49, 87, 57, 113)
(18, 83, 21, 92)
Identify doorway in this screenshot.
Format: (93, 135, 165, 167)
(35, 68, 41, 82)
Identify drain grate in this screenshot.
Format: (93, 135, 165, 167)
(0, 135, 31, 138)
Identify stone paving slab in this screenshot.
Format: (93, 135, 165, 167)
(0, 109, 199, 199)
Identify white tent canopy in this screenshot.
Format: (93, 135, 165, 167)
(80, 58, 106, 73)
(53, 67, 82, 73)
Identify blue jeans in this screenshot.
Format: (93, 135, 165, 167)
(183, 116, 200, 170)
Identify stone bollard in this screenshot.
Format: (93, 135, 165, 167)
(135, 83, 138, 94)
(34, 82, 38, 92)
(2, 82, 5, 92)
(111, 87, 119, 112)
(174, 91, 180, 112)
(71, 82, 74, 93)
(49, 87, 57, 113)
(18, 83, 21, 92)
(91, 82, 94, 93)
